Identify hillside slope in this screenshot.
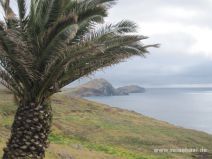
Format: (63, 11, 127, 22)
(0, 89, 212, 159)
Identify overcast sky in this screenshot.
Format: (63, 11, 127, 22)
(3, 0, 212, 87)
(73, 0, 212, 87)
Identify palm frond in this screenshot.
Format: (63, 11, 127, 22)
(0, 27, 38, 91)
(0, 67, 23, 97)
(0, 0, 18, 28)
(37, 20, 155, 97)
(17, 0, 26, 21)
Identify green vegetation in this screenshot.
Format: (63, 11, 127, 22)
(0, 88, 212, 159)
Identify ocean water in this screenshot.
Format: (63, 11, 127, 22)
(86, 88, 212, 134)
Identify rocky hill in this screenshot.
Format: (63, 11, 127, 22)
(116, 85, 145, 94)
(69, 79, 117, 97)
(66, 78, 145, 97)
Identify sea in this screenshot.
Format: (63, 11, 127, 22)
(86, 88, 212, 134)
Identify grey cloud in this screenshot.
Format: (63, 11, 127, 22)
(107, 0, 212, 27)
(71, 49, 210, 87)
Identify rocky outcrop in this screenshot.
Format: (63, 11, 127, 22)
(116, 85, 145, 95)
(68, 79, 118, 97)
(67, 79, 145, 97)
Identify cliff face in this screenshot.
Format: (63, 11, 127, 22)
(68, 79, 118, 97)
(67, 79, 145, 97)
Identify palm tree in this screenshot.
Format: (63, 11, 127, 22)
(0, 0, 158, 158)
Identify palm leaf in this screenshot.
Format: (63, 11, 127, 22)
(17, 0, 26, 21)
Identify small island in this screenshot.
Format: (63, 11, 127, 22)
(66, 78, 145, 97)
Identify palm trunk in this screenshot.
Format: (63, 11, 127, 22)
(3, 100, 52, 159)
